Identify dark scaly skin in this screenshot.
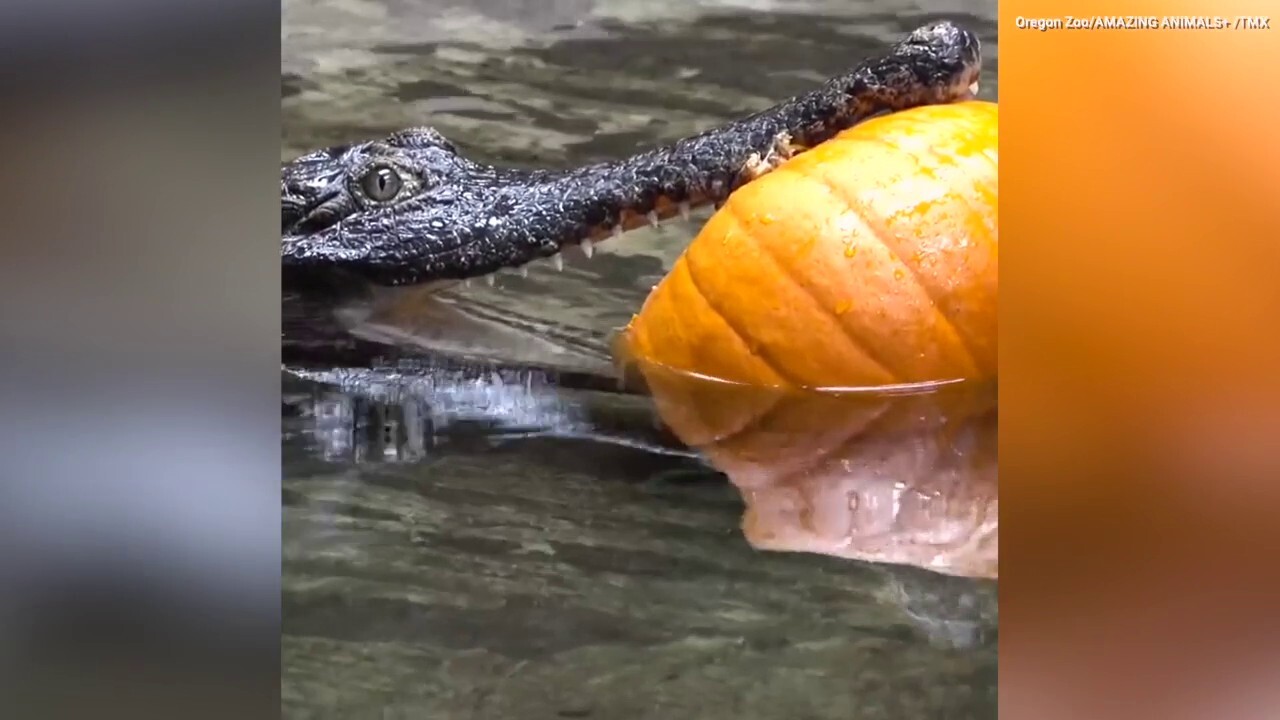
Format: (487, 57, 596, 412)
(281, 21, 982, 289)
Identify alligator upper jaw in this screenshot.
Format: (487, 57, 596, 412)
(282, 97, 986, 292)
(282, 193, 706, 293)
(327, 76, 980, 288)
(441, 205, 701, 288)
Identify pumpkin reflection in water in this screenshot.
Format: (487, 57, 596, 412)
(615, 360, 997, 579)
(617, 101, 998, 578)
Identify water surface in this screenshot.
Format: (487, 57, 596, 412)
(282, 0, 998, 716)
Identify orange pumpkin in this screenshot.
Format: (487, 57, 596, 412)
(615, 102, 999, 575)
(622, 100, 998, 392)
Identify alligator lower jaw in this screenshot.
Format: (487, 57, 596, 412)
(331, 279, 616, 375)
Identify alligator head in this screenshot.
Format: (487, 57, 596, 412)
(281, 21, 981, 291)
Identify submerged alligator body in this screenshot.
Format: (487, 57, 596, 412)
(281, 21, 981, 291)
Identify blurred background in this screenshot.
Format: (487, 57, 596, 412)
(2, 0, 1278, 718)
(0, 0, 280, 717)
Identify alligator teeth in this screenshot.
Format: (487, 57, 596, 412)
(518, 266, 528, 278)
(463, 279, 472, 288)
(969, 80, 979, 96)
(612, 225, 624, 239)
(486, 274, 496, 286)
(646, 211, 659, 228)
(580, 239, 593, 259)
(552, 254, 564, 271)
(679, 202, 690, 221)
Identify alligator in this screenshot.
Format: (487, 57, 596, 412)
(281, 20, 984, 453)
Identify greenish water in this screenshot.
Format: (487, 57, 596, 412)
(282, 1, 998, 717)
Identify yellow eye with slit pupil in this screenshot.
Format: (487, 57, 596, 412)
(360, 166, 402, 201)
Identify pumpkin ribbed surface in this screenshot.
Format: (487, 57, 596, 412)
(622, 100, 998, 392)
(617, 102, 997, 574)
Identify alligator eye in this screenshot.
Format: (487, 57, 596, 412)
(359, 166, 403, 202)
